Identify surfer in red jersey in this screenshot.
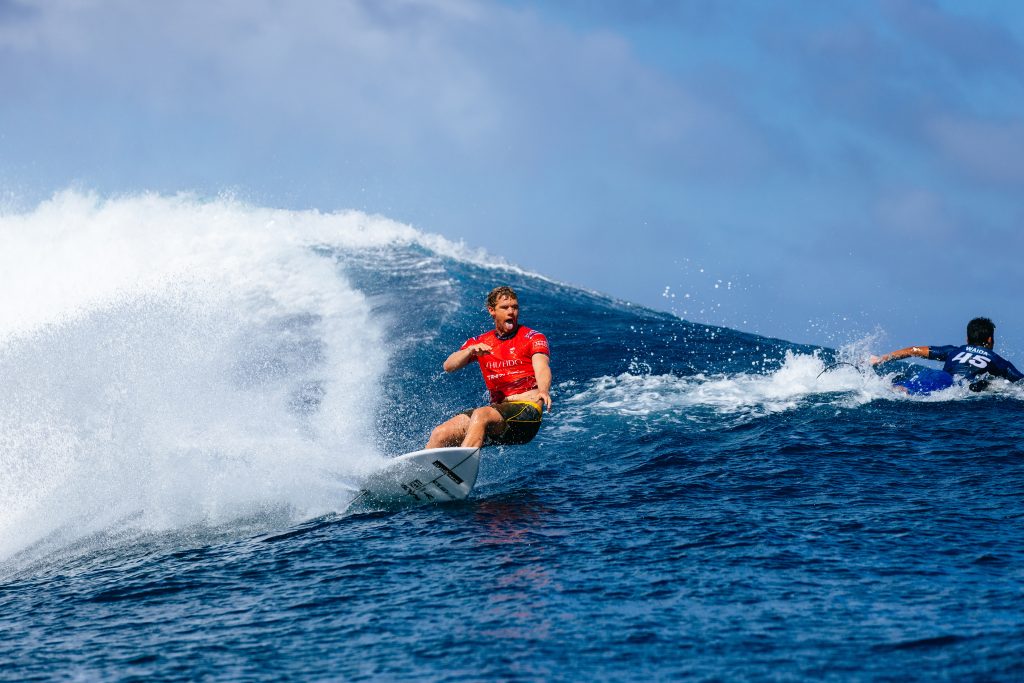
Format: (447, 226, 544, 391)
(426, 286, 552, 449)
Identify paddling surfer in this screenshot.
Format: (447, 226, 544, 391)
(426, 286, 552, 449)
(870, 317, 1023, 392)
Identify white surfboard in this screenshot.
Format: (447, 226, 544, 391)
(346, 446, 481, 511)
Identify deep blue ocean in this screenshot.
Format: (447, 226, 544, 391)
(2, 194, 1023, 681)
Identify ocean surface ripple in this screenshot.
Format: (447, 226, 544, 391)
(2, 194, 1022, 681)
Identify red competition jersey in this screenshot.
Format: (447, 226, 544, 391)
(461, 325, 550, 403)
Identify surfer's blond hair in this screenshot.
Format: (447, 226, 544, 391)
(486, 286, 518, 309)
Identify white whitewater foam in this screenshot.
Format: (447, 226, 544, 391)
(563, 349, 922, 427)
(0, 190, 473, 565)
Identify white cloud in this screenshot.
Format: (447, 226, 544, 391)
(2, 0, 761, 172)
(2, 0, 508, 149)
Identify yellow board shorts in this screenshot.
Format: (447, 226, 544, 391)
(460, 401, 543, 446)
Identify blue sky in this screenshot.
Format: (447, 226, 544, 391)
(2, 0, 1023, 355)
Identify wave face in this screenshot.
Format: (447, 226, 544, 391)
(2, 192, 1023, 681)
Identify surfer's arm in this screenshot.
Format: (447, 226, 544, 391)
(443, 343, 491, 372)
(531, 353, 552, 411)
(870, 346, 930, 365)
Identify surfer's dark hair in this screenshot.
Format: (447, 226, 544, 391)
(487, 286, 518, 309)
(967, 317, 995, 345)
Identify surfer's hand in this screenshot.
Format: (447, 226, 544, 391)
(468, 343, 492, 357)
(869, 355, 883, 365)
(444, 344, 493, 372)
(537, 390, 552, 412)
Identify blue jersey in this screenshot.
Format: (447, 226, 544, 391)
(927, 344, 1024, 383)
